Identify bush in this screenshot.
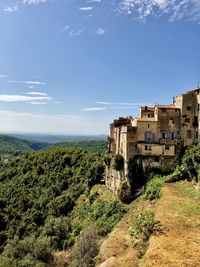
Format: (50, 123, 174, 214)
(144, 175, 164, 200)
(0, 236, 52, 267)
(130, 210, 155, 241)
(69, 227, 99, 267)
(165, 145, 200, 183)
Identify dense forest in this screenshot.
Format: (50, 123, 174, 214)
(0, 147, 124, 266)
(53, 140, 107, 154)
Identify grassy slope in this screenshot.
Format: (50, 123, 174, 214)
(140, 181, 200, 267)
(96, 181, 200, 267)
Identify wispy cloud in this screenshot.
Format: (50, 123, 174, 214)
(95, 28, 106, 35)
(3, 5, 18, 12)
(82, 107, 107, 112)
(26, 92, 47, 96)
(22, 0, 48, 5)
(0, 75, 8, 78)
(0, 94, 51, 103)
(87, 0, 101, 2)
(29, 101, 48, 105)
(79, 6, 93, 11)
(7, 80, 46, 85)
(58, 25, 84, 38)
(118, 0, 200, 23)
(96, 101, 152, 106)
(82, 101, 153, 112)
(3, 0, 48, 13)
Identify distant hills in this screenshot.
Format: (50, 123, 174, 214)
(0, 134, 107, 157)
(8, 133, 107, 143)
(0, 135, 51, 157)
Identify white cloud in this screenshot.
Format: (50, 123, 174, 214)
(7, 80, 46, 85)
(3, 5, 18, 12)
(119, 0, 200, 22)
(0, 94, 51, 102)
(29, 101, 48, 105)
(58, 26, 84, 37)
(96, 101, 151, 106)
(79, 6, 93, 11)
(26, 92, 47, 96)
(0, 75, 8, 78)
(82, 107, 107, 112)
(95, 28, 106, 35)
(87, 0, 101, 2)
(22, 0, 48, 5)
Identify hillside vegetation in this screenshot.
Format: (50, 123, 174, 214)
(0, 135, 107, 157)
(53, 140, 107, 154)
(96, 145, 200, 267)
(0, 147, 125, 267)
(0, 135, 50, 157)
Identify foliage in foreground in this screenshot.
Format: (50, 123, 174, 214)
(144, 145, 200, 200)
(166, 145, 200, 183)
(144, 175, 165, 200)
(130, 210, 155, 242)
(0, 147, 124, 266)
(69, 227, 99, 267)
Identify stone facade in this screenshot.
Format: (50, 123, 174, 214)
(106, 87, 200, 195)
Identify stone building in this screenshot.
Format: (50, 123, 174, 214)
(106, 87, 200, 195)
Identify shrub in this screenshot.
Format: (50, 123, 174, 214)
(130, 210, 155, 241)
(0, 236, 52, 267)
(69, 227, 99, 267)
(144, 175, 164, 200)
(165, 145, 200, 183)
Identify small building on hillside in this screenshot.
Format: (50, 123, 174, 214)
(106, 88, 200, 196)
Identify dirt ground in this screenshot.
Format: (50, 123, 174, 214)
(95, 203, 140, 267)
(96, 182, 200, 267)
(140, 182, 200, 267)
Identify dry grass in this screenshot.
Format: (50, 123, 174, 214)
(140, 181, 200, 267)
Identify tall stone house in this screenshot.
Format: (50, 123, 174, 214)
(106, 88, 200, 194)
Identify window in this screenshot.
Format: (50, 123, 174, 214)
(171, 133, 174, 140)
(148, 124, 150, 128)
(187, 106, 191, 111)
(148, 114, 151, 118)
(193, 116, 198, 127)
(196, 132, 199, 139)
(145, 145, 148, 150)
(149, 145, 152, 151)
(185, 118, 190, 123)
(165, 145, 170, 150)
(187, 130, 192, 139)
(162, 133, 165, 139)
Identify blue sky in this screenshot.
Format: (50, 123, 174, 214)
(0, 0, 200, 135)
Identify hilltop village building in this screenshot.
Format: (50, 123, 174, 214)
(106, 88, 200, 194)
